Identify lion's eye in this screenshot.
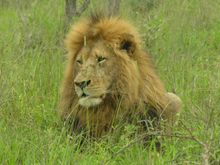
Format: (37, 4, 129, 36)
(76, 59, 83, 65)
(96, 56, 106, 63)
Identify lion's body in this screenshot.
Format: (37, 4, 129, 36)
(59, 13, 182, 137)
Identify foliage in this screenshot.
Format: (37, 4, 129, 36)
(0, 0, 220, 164)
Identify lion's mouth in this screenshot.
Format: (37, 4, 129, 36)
(78, 92, 105, 108)
(79, 96, 103, 108)
(75, 84, 107, 108)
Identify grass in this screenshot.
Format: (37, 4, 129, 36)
(0, 0, 220, 164)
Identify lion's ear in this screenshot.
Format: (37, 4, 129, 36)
(119, 34, 136, 55)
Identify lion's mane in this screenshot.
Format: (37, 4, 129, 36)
(59, 13, 181, 137)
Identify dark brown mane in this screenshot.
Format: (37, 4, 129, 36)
(89, 10, 107, 23)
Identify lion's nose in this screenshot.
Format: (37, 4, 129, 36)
(74, 80, 91, 89)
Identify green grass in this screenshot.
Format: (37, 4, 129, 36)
(0, 0, 220, 164)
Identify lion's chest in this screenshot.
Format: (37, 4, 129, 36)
(74, 106, 115, 137)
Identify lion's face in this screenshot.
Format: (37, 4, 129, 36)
(74, 41, 117, 108)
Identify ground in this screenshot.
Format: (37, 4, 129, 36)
(0, 0, 220, 164)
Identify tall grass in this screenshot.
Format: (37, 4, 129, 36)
(0, 0, 220, 164)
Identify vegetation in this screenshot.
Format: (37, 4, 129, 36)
(0, 0, 220, 164)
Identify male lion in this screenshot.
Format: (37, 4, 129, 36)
(59, 13, 182, 137)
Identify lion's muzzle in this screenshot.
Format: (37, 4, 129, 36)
(74, 79, 105, 108)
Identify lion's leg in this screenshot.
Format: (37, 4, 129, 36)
(162, 92, 182, 133)
(165, 92, 182, 120)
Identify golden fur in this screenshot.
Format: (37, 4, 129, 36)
(59, 13, 182, 137)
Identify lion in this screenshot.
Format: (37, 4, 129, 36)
(59, 12, 182, 137)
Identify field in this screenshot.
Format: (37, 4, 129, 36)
(0, 0, 220, 164)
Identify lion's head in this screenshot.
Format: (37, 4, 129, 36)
(58, 13, 180, 136)
(62, 13, 150, 109)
